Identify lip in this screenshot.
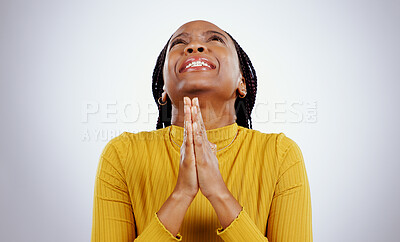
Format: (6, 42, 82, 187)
(179, 56, 216, 73)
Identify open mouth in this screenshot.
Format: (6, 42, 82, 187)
(179, 57, 216, 73)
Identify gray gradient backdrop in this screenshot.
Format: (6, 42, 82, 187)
(1, 0, 399, 241)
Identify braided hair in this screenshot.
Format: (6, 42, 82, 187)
(152, 31, 257, 129)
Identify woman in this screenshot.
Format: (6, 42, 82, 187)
(91, 20, 313, 242)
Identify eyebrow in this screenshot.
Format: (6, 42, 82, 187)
(204, 30, 227, 40)
(170, 30, 227, 43)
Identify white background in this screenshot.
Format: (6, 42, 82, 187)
(1, 0, 399, 241)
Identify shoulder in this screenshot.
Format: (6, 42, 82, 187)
(238, 126, 297, 150)
(99, 128, 168, 171)
(100, 131, 132, 160)
(273, 133, 305, 175)
(238, 126, 302, 163)
(237, 125, 277, 144)
(121, 127, 169, 146)
(274, 133, 302, 161)
(102, 128, 169, 156)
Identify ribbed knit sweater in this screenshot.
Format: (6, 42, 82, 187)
(91, 122, 313, 241)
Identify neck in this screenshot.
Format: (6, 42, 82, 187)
(171, 98, 236, 130)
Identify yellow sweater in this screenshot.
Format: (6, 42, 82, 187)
(91, 122, 313, 241)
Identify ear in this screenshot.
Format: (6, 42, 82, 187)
(161, 91, 168, 102)
(236, 74, 247, 97)
(161, 85, 168, 102)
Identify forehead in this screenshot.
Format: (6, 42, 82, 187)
(171, 20, 226, 39)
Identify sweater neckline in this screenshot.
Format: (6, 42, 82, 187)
(168, 122, 239, 153)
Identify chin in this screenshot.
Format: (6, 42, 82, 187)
(178, 78, 217, 93)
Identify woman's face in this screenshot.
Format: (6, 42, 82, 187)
(163, 20, 242, 106)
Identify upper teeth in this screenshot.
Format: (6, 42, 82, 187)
(185, 61, 211, 69)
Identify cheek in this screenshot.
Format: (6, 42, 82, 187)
(163, 52, 180, 82)
(219, 54, 241, 84)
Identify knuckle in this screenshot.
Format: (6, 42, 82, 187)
(181, 159, 194, 169)
(196, 158, 208, 167)
(195, 136, 203, 145)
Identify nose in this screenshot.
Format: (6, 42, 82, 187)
(184, 41, 206, 54)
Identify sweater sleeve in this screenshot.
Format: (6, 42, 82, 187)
(215, 133, 313, 242)
(267, 133, 313, 241)
(216, 206, 268, 241)
(91, 133, 183, 242)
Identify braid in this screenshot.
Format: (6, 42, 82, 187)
(152, 31, 257, 129)
(225, 32, 257, 129)
(152, 37, 172, 129)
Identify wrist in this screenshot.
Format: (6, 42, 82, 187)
(206, 188, 243, 229)
(172, 189, 197, 205)
(206, 187, 231, 204)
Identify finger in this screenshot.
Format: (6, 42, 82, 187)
(191, 106, 202, 145)
(192, 98, 209, 146)
(192, 120, 205, 163)
(184, 97, 194, 142)
(182, 98, 188, 146)
(183, 97, 194, 161)
(184, 96, 192, 125)
(183, 120, 195, 163)
(181, 119, 187, 151)
(193, 97, 206, 131)
(186, 120, 195, 159)
(184, 97, 194, 150)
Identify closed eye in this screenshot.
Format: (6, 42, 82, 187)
(170, 39, 187, 48)
(208, 35, 225, 44)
